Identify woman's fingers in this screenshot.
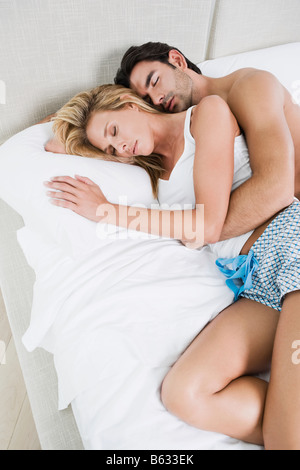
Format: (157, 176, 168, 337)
(44, 175, 97, 191)
(44, 180, 79, 195)
(43, 175, 106, 221)
(49, 175, 87, 188)
(49, 197, 77, 211)
(74, 175, 96, 185)
(46, 190, 78, 203)
(44, 178, 81, 206)
(49, 175, 97, 187)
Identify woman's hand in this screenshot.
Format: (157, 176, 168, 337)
(45, 136, 66, 154)
(44, 175, 109, 222)
(181, 239, 204, 250)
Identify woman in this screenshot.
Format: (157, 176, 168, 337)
(44, 84, 300, 449)
(45, 84, 245, 246)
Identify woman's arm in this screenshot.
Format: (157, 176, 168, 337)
(45, 175, 204, 243)
(190, 95, 237, 244)
(45, 136, 66, 154)
(35, 112, 67, 154)
(44, 96, 237, 245)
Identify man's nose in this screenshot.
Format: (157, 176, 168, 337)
(152, 92, 164, 107)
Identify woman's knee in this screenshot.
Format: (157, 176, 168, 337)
(161, 334, 246, 418)
(160, 365, 215, 421)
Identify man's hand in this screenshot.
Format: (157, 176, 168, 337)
(181, 239, 204, 250)
(36, 113, 57, 124)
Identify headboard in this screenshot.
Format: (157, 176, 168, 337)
(1, 0, 300, 145)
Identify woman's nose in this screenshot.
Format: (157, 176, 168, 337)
(117, 141, 128, 154)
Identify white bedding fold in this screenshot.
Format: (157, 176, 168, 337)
(19, 227, 233, 405)
(18, 226, 263, 450)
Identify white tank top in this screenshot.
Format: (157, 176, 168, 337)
(157, 106, 254, 258)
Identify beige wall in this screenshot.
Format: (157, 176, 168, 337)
(1, 0, 300, 144)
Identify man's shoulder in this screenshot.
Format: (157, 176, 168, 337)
(207, 68, 273, 105)
(226, 68, 284, 127)
(228, 68, 280, 100)
(227, 67, 257, 80)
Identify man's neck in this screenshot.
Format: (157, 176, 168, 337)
(190, 73, 228, 104)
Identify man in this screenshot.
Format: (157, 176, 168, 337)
(114, 43, 300, 450)
(114, 41, 300, 239)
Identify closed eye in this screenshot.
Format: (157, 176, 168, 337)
(111, 126, 117, 155)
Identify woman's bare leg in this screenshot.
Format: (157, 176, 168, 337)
(263, 291, 300, 450)
(161, 298, 279, 445)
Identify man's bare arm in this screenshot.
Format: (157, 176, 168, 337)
(36, 113, 57, 124)
(220, 70, 295, 240)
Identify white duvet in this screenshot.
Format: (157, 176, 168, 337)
(19, 226, 262, 450)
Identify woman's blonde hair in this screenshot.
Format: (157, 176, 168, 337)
(52, 84, 165, 197)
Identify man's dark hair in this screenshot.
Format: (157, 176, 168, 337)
(114, 41, 202, 88)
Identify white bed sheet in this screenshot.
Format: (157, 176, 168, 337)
(18, 225, 263, 450)
(71, 373, 262, 451)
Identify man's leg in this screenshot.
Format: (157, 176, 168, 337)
(161, 298, 279, 445)
(263, 290, 300, 450)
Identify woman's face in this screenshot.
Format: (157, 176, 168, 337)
(86, 105, 154, 159)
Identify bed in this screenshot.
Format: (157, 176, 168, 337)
(1, 0, 300, 451)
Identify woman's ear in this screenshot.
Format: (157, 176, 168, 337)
(168, 49, 188, 70)
(120, 93, 132, 102)
(119, 95, 139, 111)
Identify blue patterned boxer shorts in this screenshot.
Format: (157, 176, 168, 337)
(218, 201, 300, 312)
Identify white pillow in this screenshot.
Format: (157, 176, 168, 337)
(0, 122, 158, 258)
(199, 42, 300, 99)
(1, 42, 299, 260)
